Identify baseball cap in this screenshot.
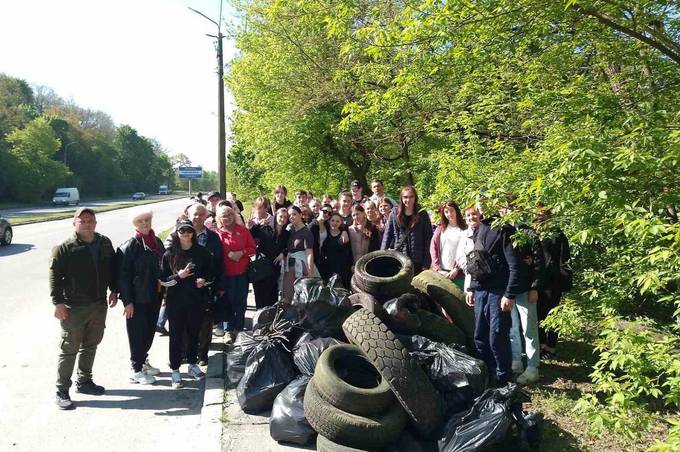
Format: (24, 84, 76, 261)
(73, 207, 95, 219)
(175, 219, 195, 232)
(350, 180, 361, 188)
(207, 191, 222, 200)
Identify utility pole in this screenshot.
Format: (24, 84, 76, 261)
(189, 1, 227, 195)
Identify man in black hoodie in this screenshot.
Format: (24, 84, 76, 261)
(465, 209, 520, 386)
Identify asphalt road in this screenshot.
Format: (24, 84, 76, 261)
(0, 197, 204, 452)
(2, 194, 182, 217)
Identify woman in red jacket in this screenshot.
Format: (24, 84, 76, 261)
(215, 205, 256, 342)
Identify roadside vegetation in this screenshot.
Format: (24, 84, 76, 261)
(0, 75, 218, 203)
(225, 0, 680, 447)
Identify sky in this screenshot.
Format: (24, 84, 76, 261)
(0, 0, 239, 171)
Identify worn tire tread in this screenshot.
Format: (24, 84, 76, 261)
(341, 309, 444, 437)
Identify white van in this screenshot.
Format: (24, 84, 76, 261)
(52, 188, 80, 206)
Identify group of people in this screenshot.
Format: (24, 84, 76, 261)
(49, 178, 570, 410)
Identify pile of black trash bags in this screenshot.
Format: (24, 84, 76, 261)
(225, 274, 543, 451)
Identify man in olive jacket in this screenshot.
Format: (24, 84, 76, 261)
(49, 208, 118, 409)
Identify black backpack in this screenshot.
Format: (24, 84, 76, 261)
(466, 225, 501, 281)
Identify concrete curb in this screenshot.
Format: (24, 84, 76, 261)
(200, 338, 226, 452)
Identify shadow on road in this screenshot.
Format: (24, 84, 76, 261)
(0, 243, 34, 257)
(75, 386, 204, 416)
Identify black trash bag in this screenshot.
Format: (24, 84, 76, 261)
(394, 429, 438, 452)
(252, 305, 278, 329)
(294, 331, 316, 348)
(253, 302, 301, 330)
(269, 375, 316, 445)
(438, 384, 529, 452)
(512, 405, 543, 449)
(384, 293, 422, 334)
(226, 332, 259, 385)
(236, 340, 299, 414)
(291, 276, 352, 338)
(293, 337, 343, 376)
(400, 335, 488, 414)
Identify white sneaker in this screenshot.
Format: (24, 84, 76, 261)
(516, 366, 539, 385)
(171, 370, 183, 389)
(142, 360, 160, 376)
(187, 364, 206, 380)
(512, 360, 524, 374)
(130, 370, 156, 385)
(213, 325, 225, 337)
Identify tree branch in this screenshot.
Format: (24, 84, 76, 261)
(574, 6, 680, 65)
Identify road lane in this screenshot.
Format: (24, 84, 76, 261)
(0, 197, 202, 452)
(2, 194, 183, 217)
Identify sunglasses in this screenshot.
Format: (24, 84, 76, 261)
(178, 228, 194, 234)
(322, 210, 332, 215)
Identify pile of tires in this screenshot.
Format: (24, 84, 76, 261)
(305, 344, 407, 450)
(342, 308, 444, 438)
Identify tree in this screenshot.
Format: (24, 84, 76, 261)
(3, 117, 71, 201)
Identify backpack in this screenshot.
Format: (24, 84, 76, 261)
(466, 225, 501, 282)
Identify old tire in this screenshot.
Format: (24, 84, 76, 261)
(342, 309, 444, 437)
(316, 434, 390, 452)
(349, 293, 387, 318)
(350, 274, 363, 294)
(353, 250, 413, 300)
(304, 377, 406, 449)
(416, 309, 466, 347)
(313, 344, 394, 416)
(411, 270, 475, 347)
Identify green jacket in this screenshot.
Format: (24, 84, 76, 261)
(49, 232, 117, 305)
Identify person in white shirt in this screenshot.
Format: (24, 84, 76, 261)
(456, 206, 483, 292)
(430, 201, 468, 289)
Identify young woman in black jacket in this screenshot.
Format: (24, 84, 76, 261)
(381, 185, 433, 274)
(247, 197, 278, 309)
(318, 212, 352, 289)
(160, 220, 213, 388)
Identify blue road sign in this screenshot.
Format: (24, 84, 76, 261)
(178, 166, 203, 179)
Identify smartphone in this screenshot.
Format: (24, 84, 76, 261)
(186, 262, 196, 272)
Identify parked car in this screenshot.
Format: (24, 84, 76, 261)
(52, 187, 80, 206)
(0, 216, 12, 246)
(132, 192, 146, 201)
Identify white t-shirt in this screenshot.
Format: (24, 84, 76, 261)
(456, 228, 476, 291)
(440, 225, 465, 271)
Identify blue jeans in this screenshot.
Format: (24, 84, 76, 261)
(220, 273, 249, 332)
(473, 289, 512, 385)
(510, 291, 540, 368)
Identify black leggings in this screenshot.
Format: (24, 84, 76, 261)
(126, 302, 161, 372)
(538, 289, 562, 348)
(168, 302, 204, 370)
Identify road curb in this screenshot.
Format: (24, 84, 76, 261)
(200, 337, 226, 452)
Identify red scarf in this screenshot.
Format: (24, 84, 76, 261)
(136, 229, 162, 258)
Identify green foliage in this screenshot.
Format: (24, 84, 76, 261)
(0, 73, 178, 201)
(226, 0, 680, 441)
(3, 117, 71, 201)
